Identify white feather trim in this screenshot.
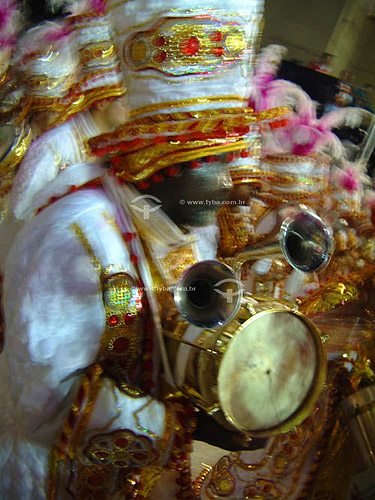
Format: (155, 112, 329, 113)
(256, 44, 288, 76)
(320, 107, 372, 130)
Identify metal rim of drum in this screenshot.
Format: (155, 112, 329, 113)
(216, 308, 327, 437)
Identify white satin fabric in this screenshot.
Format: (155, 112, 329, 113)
(0, 112, 102, 275)
(0, 185, 168, 499)
(10, 111, 100, 221)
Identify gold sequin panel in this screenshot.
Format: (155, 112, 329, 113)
(100, 273, 144, 378)
(123, 16, 248, 76)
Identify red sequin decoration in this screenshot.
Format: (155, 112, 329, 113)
(180, 37, 200, 56)
(137, 181, 151, 190)
(130, 254, 139, 264)
(189, 160, 200, 169)
(111, 156, 122, 167)
(153, 36, 166, 47)
(124, 313, 135, 325)
(165, 166, 180, 177)
(108, 315, 119, 326)
(95, 451, 110, 458)
(212, 47, 225, 57)
(210, 31, 222, 42)
(124, 232, 134, 242)
(150, 173, 164, 183)
(154, 50, 167, 63)
(153, 135, 168, 144)
(176, 134, 189, 144)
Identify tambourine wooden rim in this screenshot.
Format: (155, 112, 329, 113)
(215, 307, 326, 437)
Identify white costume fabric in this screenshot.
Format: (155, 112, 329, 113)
(0, 1, 323, 498)
(0, 112, 172, 498)
(0, 112, 101, 274)
(10, 111, 101, 221)
(0, 182, 171, 499)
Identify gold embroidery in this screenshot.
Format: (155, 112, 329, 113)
(194, 464, 212, 498)
(131, 101, 254, 122)
(110, 108, 258, 137)
(47, 363, 104, 500)
(264, 152, 332, 166)
(114, 138, 255, 183)
(100, 106, 287, 140)
(133, 398, 160, 439)
(153, 245, 198, 286)
(84, 428, 158, 468)
(118, 382, 145, 398)
(123, 16, 248, 76)
(90, 107, 290, 183)
(79, 42, 115, 67)
(76, 464, 114, 498)
(71, 223, 101, 273)
(47, 83, 126, 131)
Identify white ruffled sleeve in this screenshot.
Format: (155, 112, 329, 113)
(10, 123, 81, 220)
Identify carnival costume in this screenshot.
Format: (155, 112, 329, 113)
(0, 0, 286, 497)
(88, 1, 330, 498)
(1, 1, 375, 500)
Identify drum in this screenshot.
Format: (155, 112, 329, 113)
(167, 300, 326, 437)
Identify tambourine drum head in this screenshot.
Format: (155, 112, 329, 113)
(0, 125, 16, 163)
(218, 310, 319, 434)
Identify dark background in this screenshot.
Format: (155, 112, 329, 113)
(21, 0, 68, 27)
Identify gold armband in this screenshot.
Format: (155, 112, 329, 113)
(100, 272, 144, 380)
